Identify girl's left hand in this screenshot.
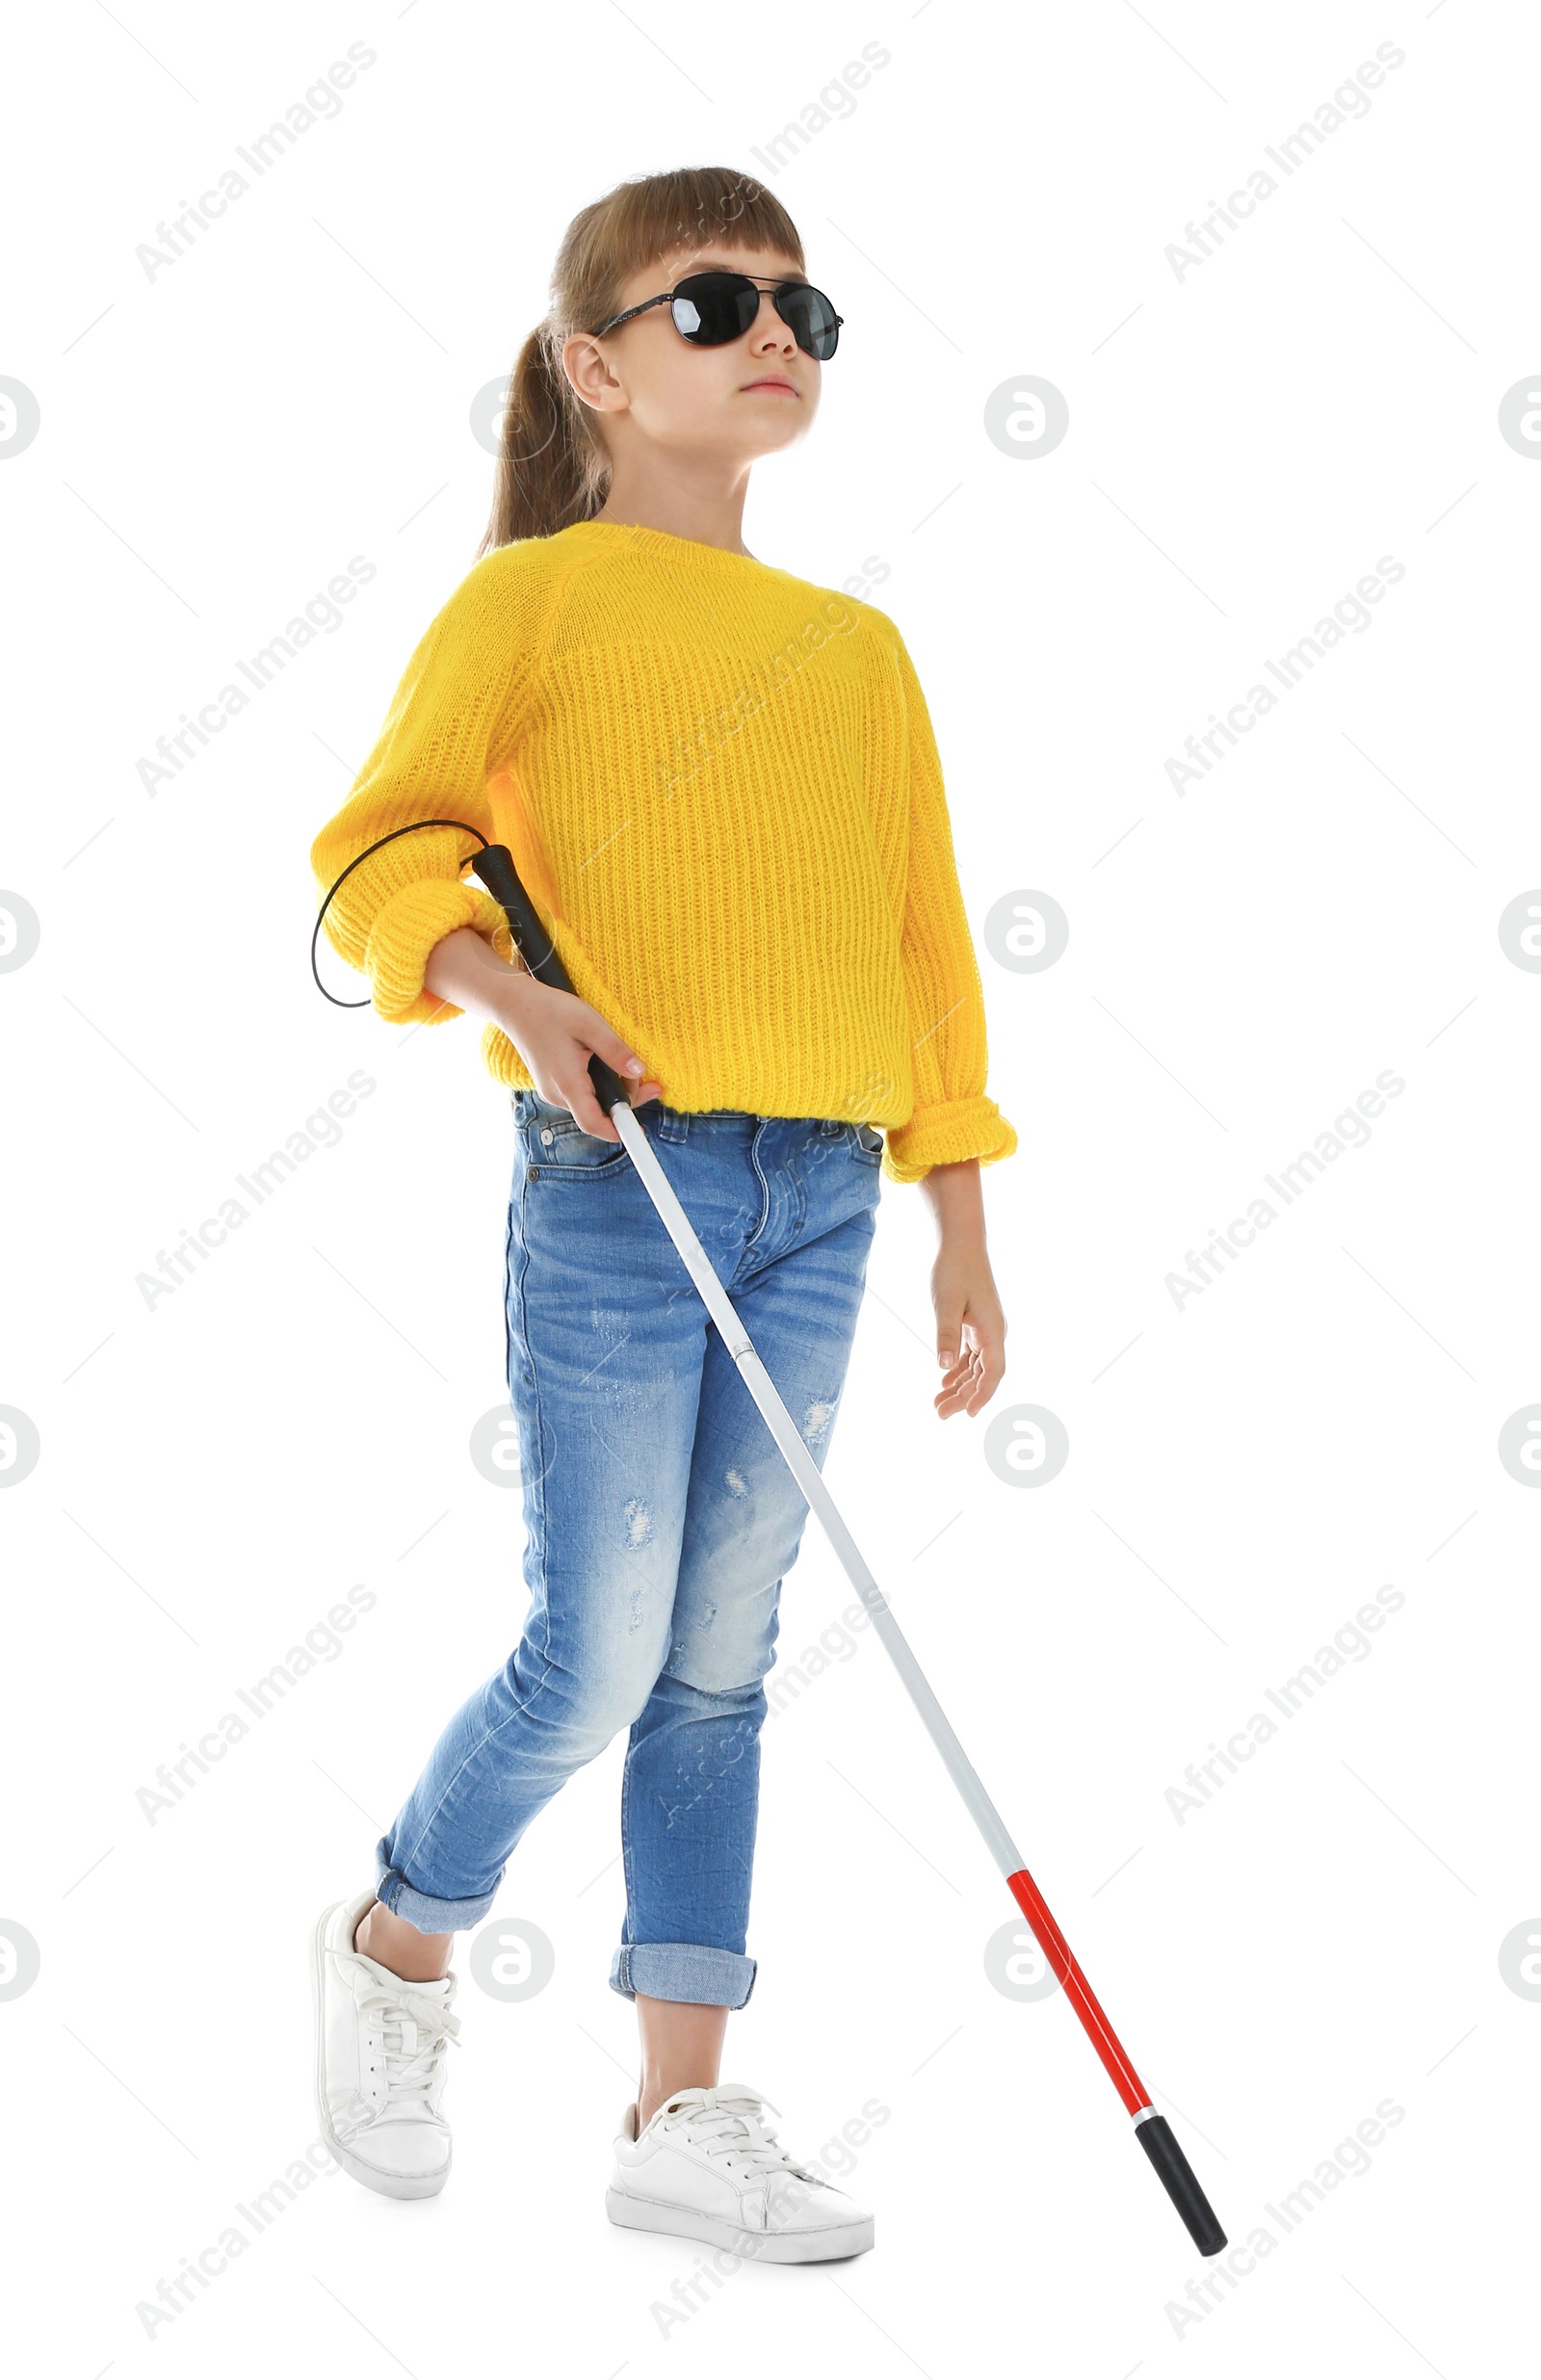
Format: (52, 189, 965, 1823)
(930, 1242, 1006, 1419)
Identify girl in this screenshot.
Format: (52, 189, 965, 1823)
(308, 166, 1015, 2260)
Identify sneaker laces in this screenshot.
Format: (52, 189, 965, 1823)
(654, 2083, 821, 2184)
(327, 1944, 461, 2113)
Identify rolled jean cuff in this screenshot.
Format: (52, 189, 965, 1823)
(609, 1941, 757, 2008)
(375, 1846, 497, 1936)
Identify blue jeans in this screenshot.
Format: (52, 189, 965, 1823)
(373, 1094, 883, 2008)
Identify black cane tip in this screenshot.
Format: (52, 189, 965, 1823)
(1136, 2112, 1228, 2257)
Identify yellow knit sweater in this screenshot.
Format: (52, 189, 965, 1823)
(309, 519, 1016, 1184)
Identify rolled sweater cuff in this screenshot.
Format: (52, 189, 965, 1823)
(883, 1094, 1018, 1185)
(363, 877, 511, 1024)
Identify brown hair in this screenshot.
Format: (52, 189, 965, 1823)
(477, 167, 806, 556)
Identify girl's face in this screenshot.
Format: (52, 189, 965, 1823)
(563, 244, 823, 470)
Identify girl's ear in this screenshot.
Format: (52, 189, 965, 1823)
(559, 327, 627, 416)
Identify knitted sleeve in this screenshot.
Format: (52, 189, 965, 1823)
(881, 629, 1019, 1185)
(308, 546, 541, 1026)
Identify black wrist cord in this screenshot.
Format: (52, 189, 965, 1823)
(309, 816, 632, 1114)
(310, 817, 491, 1007)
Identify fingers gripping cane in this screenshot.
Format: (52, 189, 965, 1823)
(484, 839, 1226, 2256)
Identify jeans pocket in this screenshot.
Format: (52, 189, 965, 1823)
(849, 1123, 884, 1166)
(524, 1093, 629, 1173)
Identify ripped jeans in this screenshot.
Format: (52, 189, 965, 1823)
(373, 1095, 883, 2009)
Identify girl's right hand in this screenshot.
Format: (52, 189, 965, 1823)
(501, 974, 663, 1141)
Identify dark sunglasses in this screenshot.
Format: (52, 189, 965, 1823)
(587, 271, 843, 361)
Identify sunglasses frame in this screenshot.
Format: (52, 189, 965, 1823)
(586, 271, 844, 360)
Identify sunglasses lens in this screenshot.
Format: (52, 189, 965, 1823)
(670, 273, 762, 346)
(774, 282, 840, 360)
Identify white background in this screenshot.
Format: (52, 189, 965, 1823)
(3, 2, 1537, 2372)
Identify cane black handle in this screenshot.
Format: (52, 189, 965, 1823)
(470, 843, 631, 1119)
(1135, 2114, 1228, 2257)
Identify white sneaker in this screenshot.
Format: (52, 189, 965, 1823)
(607, 2082, 875, 2262)
(311, 1889, 460, 2199)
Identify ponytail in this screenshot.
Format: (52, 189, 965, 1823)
(476, 165, 808, 557)
(478, 322, 606, 555)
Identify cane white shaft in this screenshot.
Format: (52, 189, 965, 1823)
(610, 1101, 1025, 1882)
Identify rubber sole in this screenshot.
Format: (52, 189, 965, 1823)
(310, 1899, 452, 2201)
(606, 2186, 874, 2262)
